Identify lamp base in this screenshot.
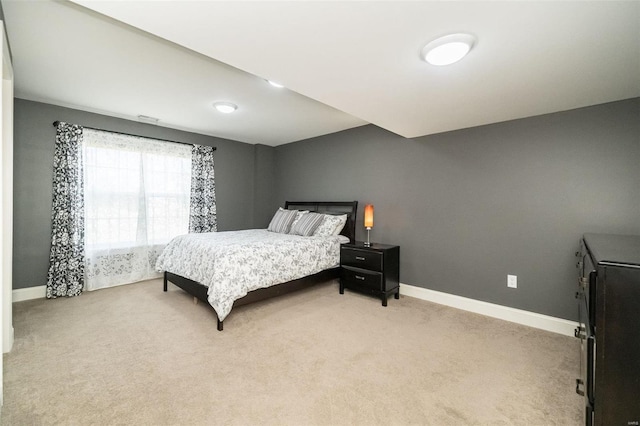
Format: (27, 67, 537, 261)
(364, 228, 371, 247)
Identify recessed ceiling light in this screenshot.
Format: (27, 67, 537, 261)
(267, 80, 284, 88)
(213, 102, 238, 114)
(137, 115, 159, 125)
(421, 33, 476, 66)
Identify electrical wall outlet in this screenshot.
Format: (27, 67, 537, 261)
(507, 274, 517, 289)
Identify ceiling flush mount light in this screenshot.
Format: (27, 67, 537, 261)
(267, 80, 284, 88)
(421, 33, 476, 66)
(213, 102, 238, 114)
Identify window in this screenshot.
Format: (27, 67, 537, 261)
(83, 129, 191, 290)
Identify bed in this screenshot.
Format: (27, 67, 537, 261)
(158, 201, 358, 331)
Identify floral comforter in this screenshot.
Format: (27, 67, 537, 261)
(155, 229, 342, 321)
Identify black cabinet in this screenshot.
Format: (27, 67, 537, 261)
(576, 233, 640, 426)
(340, 242, 399, 306)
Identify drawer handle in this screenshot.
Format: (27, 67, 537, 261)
(575, 378, 585, 396)
(355, 256, 366, 261)
(355, 275, 365, 280)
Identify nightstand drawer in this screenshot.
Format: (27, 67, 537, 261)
(340, 247, 383, 272)
(341, 266, 382, 291)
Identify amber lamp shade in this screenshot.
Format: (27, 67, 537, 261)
(364, 204, 374, 246)
(364, 204, 374, 229)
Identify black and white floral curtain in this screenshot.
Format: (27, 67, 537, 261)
(46, 122, 85, 298)
(189, 144, 217, 233)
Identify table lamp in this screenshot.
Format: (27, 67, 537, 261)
(364, 204, 374, 247)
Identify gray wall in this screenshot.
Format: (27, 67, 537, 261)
(13, 98, 273, 289)
(253, 143, 278, 228)
(13, 97, 639, 320)
(275, 98, 640, 321)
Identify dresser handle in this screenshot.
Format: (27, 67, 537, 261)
(355, 275, 365, 280)
(355, 256, 366, 261)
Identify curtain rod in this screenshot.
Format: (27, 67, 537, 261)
(52, 121, 216, 151)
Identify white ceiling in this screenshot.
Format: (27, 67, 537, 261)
(2, 0, 365, 146)
(3, 1, 640, 146)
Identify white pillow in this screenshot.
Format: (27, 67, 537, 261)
(267, 208, 298, 234)
(313, 214, 347, 237)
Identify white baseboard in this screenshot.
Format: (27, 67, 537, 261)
(13, 283, 577, 336)
(12, 285, 46, 302)
(399, 283, 578, 337)
(2, 326, 13, 354)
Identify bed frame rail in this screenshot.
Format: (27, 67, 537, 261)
(164, 268, 340, 331)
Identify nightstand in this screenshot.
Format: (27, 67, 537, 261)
(340, 241, 400, 306)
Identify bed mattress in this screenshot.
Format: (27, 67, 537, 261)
(156, 229, 344, 321)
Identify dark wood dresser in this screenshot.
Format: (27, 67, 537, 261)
(576, 233, 640, 426)
(339, 241, 400, 306)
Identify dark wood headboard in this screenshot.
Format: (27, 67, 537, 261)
(284, 201, 359, 243)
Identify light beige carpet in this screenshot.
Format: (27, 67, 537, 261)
(2, 279, 582, 425)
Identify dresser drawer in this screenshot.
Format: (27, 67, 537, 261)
(341, 266, 382, 291)
(340, 247, 383, 272)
